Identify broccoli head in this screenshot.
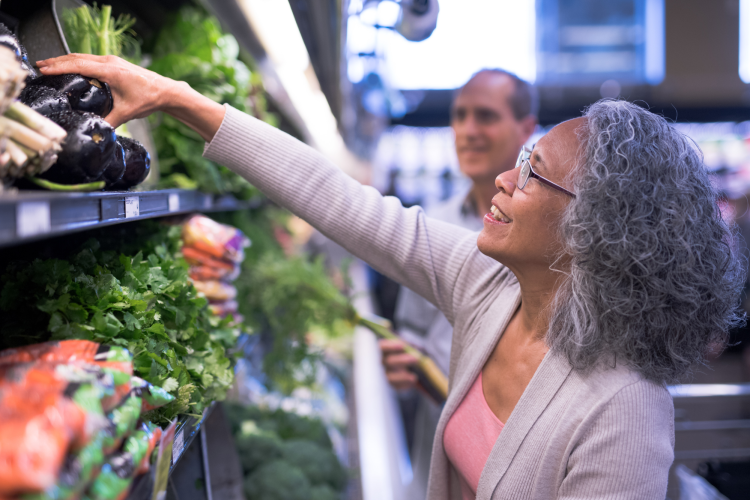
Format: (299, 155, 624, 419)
(270, 409, 331, 447)
(244, 460, 311, 500)
(310, 484, 339, 500)
(235, 432, 284, 475)
(282, 439, 347, 490)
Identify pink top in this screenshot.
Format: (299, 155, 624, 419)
(443, 371, 505, 500)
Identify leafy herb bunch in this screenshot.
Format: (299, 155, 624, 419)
(214, 210, 356, 393)
(148, 7, 266, 199)
(0, 224, 238, 423)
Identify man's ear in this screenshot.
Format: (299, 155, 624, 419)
(520, 115, 537, 143)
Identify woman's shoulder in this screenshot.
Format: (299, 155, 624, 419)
(566, 359, 674, 418)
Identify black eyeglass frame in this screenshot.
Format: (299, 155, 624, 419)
(516, 146, 576, 199)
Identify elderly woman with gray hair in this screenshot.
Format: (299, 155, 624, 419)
(39, 54, 745, 499)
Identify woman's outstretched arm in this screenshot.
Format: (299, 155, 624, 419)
(37, 55, 497, 323)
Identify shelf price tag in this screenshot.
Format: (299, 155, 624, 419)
(168, 193, 180, 212)
(17, 201, 51, 238)
(172, 429, 184, 464)
(125, 196, 139, 218)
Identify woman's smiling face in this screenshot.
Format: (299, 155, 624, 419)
(477, 118, 583, 274)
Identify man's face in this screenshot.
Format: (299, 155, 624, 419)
(451, 73, 535, 184)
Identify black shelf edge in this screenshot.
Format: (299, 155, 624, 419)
(125, 403, 217, 500)
(0, 189, 262, 248)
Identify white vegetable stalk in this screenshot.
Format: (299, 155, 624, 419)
(0, 44, 67, 183)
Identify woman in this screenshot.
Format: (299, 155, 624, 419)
(37, 54, 745, 499)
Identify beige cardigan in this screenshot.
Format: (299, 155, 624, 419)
(204, 106, 675, 500)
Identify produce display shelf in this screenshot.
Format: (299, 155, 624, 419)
(0, 189, 262, 248)
(125, 403, 216, 500)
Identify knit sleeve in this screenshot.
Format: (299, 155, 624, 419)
(203, 105, 493, 324)
(557, 381, 674, 500)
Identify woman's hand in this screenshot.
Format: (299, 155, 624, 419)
(36, 54, 225, 141)
(379, 338, 418, 390)
(37, 54, 172, 128)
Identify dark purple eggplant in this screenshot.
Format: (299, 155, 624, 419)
(107, 136, 151, 191)
(19, 86, 72, 116)
(39, 111, 117, 185)
(101, 141, 126, 187)
(0, 23, 38, 79)
(28, 74, 113, 118)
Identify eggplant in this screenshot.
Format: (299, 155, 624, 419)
(19, 86, 72, 116)
(0, 23, 38, 79)
(39, 111, 117, 185)
(100, 141, 126, 187)
(28, 74, 113, 118)
(107, 136, 150, 191)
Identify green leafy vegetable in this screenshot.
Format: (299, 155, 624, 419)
(147, 7, 272, 199)
(62, 3, 140, 60)
(0, 223, 238, 424)
(212, 209, 356, 393)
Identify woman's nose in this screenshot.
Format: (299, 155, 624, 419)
(495, 168, 517, 195)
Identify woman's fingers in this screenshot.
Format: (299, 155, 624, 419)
(37, 54, 111, 79)
(34, 54, 173, 128)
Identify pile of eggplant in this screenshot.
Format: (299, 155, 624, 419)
(20, 74, 150, 191)
(0, 24, 150, 191)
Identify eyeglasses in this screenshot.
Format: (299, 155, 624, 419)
(516, 146, 576, 199)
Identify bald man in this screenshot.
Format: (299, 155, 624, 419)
(381, 69, 537, 499)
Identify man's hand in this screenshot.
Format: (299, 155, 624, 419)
(379, 338, 419, 390)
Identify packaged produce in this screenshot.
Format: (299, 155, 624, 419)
(193, 279, 237, 302)
(208, 300, 238, 317)
(134, 421, 162, 475)
(183, 246, 238, 273)
(190, 264, 239, 282)
(87, 424, 157, 500)
(22, 434, 106, 500)
(101, 394, 142, 453)
(128, 376, 174, 412)
(0, 340, 132, 369)
(0, 342, 134, 412)
(0, 382, 106, 495)
(182, 215, 250, 263)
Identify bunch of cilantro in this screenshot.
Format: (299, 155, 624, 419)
(147, 7, 269, 199)
(0, 224, 238, 424)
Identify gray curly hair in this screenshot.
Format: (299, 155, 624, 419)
(547, 100, 746, 384)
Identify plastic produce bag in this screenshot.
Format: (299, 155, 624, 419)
(182, 214, 250, 263)
(0, 380, 106, 495)
(0, 341, 131, 369)
(193, 279, 237, 302)
(22, 434, 106, 500)
(128, 376, 174, 412)
(102, 394, 142, 454)
(87, 424, 159, 500)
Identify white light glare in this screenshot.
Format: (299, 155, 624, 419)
(741, 0, 750, 82)
(377, 0, 537, 89)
